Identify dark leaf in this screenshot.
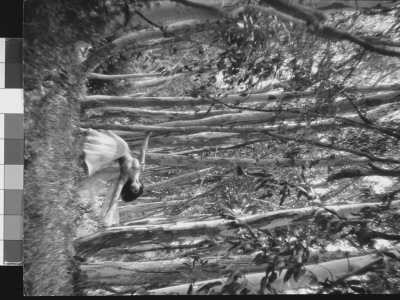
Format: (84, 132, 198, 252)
(201, 259, 209, 266)
(302, 248, 310, 262)
(268, 271, 278, 283)
(265, 263, 275, 276)
(319, 278, 333, 288)
(381, 251, 398, 260)
(187, 283, 193, 295)
(349, 285, 367, 294)
(196, 281, 223, 294)
(293, 267, 305, 282)
(253, 252, 265, 265)
(236, 165, 245, 176)
(259, 276, 268, 294)
(284, 267, 294, 282)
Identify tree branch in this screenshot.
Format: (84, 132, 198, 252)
(262, 130, 400, 164)
(327, 167, 400, 181)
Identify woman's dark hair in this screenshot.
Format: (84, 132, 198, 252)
(120, 179, 144, 202)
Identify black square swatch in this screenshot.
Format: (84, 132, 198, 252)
(5, 39, 22, 63)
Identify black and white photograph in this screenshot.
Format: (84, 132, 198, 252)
(23, 0, 400, 295)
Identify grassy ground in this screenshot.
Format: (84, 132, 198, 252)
(22, 2, 133, 293)
(23, 85, 86, 295)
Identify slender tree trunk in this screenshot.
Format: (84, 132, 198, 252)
(296, 0, 400, 11)
(87, 72, 162, 80)
(84, 107, 237, 122)
(86, 153, 370, 176)
(80, 248, 387, 287)
(145, 167, 215, 190)
(145, 254, 390, 294)
(81, 87, 400, 109)
(84, 91, 400, 122)
(74, 200, 400, 257)
(85, 102, 398, 136)
(143, 152, 371, 169)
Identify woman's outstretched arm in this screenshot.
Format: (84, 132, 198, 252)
(103, 174, 128, 226)
(139, 132, 151, 171)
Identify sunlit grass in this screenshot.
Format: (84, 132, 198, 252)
(24, 88, 85, 295)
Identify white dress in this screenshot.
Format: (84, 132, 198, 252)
(83, 129, 130, 177)
(82, 129, 130, 226)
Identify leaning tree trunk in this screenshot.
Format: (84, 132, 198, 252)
(80, 248, 387, 288)
(87, 72, 163, 80)
(74, 200, 400, 257)
(81, 86, 400, 109)
(84, 91, 400, 123)
(84, 107, 237, 123)
(82, 153, 370, 182)
(144, 253, 392, 294)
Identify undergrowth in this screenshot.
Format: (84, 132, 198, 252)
(23, 0, 134, 295)
(23, 84, 86, 295)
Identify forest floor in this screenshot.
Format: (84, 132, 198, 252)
(23, 86, 86, 295)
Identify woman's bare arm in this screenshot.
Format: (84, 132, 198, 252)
(139, 132, 151, 171)
(104, 157, 130, 218)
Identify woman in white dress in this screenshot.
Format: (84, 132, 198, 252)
(81, 128, 150, 226)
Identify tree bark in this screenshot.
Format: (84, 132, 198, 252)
(80, 248, 386, 288)
(125, 131, 265, 148)
(145, 167, 216, 190)
(328, 166, 400, 181)
(119, 200, 184, 214)
(85, 101, 400, 139)
(87, 72, 162, 80)
(290, 0, 400, 11)
(145, 253, 390, 294)
(144, 152, 371, 169)
(84, 91, 400, 123)
(84, 107, 236, 122)
(80, 122, 397, 164)
(130, 74, 184, 89)
(88, 153, 370, 176)
(81, 86, 400, 109)
(74, 200, 400, 257)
